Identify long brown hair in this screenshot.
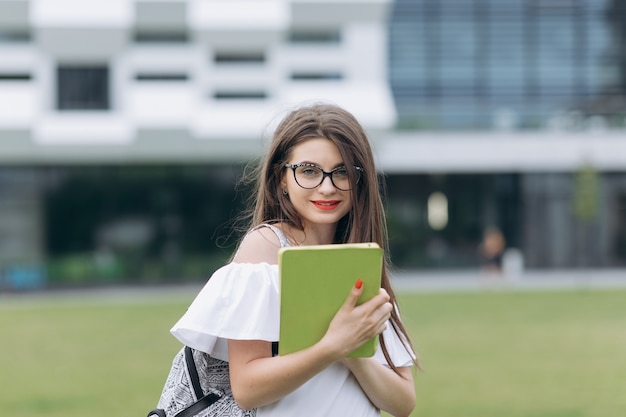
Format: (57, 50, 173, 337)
(241, 103, 418, 372)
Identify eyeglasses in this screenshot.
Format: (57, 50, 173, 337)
(284, 163, 362, 191)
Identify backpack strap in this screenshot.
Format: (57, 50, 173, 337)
(174, 393, 222, 417)
(184, 346, 204, 400)
(173, 347, 222, 417)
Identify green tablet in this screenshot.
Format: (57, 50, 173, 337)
(278, 242, 383, 358)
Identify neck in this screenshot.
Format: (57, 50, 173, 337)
(287, 223, 336, 246)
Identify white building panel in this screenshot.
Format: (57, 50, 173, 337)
(188, 0, 289, 30)
(32, 0, 132, 58)
(135, 0, 187, 29)
(283, 85, 396, 130)
(0, 84, 36, 128)
(291, 0, 390, 26)
(0, 0, 396, 158)
(0, 0, 29, 29)
(34, 114, 133, 145)
(129, 85, 194, 128)
(377, 132, 626, 174)
(344, 24, 388, 82)
(31, 0, 133, 27)
(192, 103, 282, 140)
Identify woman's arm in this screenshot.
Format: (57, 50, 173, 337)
(342, 358, 416, 417)
(229, 227, 394, 409)
(228, 337, 337, 410)
(228, 284, 393, 409)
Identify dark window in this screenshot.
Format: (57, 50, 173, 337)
(614, 193, 626, 263)
(0, 73, 32, 81)
(134, 31, 188, 43)
(57, 66, 110, 110)
(289, 30, 341, 44)
(0, 30, 31, 43)
(290, 72, 343, 81)
(135, 73, 189, 81)
(214, 52, 266, 64)
(213, 91, 267, 100)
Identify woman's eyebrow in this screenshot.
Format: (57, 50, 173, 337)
(295, 161, 346, 169)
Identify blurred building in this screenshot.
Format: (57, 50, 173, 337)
(0, 0, 395, 286)
(383, 0, 626, 270)
(1, 0, 626, 287)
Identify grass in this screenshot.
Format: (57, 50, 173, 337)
(1, 287, 625, 417)
(401, 289, 626, 417)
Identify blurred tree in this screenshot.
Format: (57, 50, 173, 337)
(573, 162, 600, 268)
(574, 163, 599, 222)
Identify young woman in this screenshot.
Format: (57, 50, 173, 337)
(169, 103, 418, 417)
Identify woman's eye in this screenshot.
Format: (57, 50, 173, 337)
(335, 167, 349, 177)
(301, 167, 320, 176)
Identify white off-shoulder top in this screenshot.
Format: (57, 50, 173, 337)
(170, 225, 414, 417)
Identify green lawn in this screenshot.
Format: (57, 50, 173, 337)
(1, 287, 625, 417)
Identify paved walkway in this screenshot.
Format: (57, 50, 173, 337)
(1, 268, 625, 304)
(391, 268, 626, 292)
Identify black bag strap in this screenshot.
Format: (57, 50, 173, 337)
(184, 346, 204, 400)
(174, 392, 222, 417)
(147, 347, 222, 417)
(173, 346, 221, 417)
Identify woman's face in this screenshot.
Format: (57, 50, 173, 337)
(281, 137, 354, 231)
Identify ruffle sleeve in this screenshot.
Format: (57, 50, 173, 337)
(170, 262, 280, 362)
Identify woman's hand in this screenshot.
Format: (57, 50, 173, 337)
(228, 280, 397, 411)
(321, 282, 416, 417)
(320, 280, 393, 357)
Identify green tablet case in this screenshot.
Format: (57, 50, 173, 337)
(278, 242, 383, 358)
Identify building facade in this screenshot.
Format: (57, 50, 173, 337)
(385, 0, 626, 270)
(0, 0, 396, 286)
(1, 0, 626, 287)
(0, 0, 394, 154)
(390, 0, 625, 130)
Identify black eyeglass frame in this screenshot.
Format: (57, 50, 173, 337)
(284, 163, 363, 191)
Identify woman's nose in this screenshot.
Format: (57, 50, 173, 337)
(318, 175, 337, 193)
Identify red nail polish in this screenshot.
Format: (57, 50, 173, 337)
(355, 279, 363, 289)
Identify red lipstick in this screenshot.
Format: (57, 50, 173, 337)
(311, 200, 341, 211)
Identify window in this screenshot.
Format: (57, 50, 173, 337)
(289, 30, 341, 44)
(0, 73, 31, 81)
(134, 31, 188, 43)
(213, 91, 267, 100)
(290, 72, 343, 81)
(135, 73, 189, 82)
(57, 66, 110, 110)
(389, 0, 614, 129)
(0, 30, 30, 43)
(214, 52, 265, 64)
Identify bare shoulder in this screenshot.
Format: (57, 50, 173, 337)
(232, 226, 281, 265)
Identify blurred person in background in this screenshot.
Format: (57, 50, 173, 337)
(479, 226, 506, 277)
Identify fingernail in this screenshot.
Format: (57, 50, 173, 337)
(355, 279, 363, 289)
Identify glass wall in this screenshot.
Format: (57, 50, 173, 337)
(386, 0, 626, 270)
(385, 173, 523, 269)
(390, 0, 625, 130)
(40, 165, 248, 286)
